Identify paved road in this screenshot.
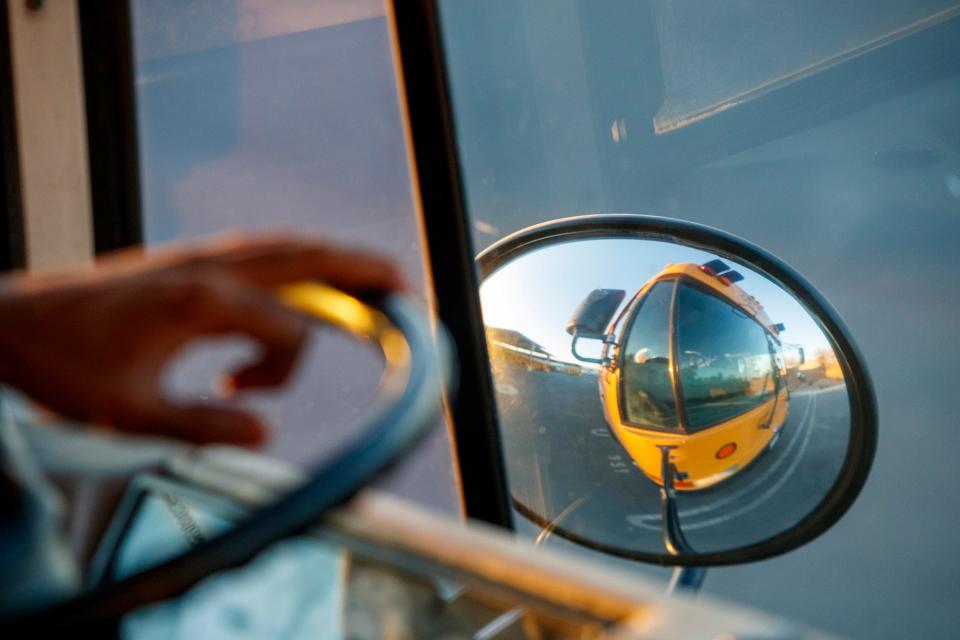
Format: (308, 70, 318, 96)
(491, 356, 850, 557)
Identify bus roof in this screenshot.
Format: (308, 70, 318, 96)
(654, 262, 781, 338)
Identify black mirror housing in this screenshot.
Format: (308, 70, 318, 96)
(565, 289, 625, 339)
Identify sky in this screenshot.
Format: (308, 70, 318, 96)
(479, 237, 834, 364)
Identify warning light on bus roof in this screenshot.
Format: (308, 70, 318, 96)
(699, 259, 729, 276)
(717, 271, 744, 286)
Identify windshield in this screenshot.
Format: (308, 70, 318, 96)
(675, 282, 776, 433)
(618, 280, 679, 431)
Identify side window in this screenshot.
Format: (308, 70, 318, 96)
(128, 1, 458, 514)
(675, 282, 775, 433)
(619, 280, 678, 430)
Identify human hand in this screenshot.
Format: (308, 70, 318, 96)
(0, 235, 406, 446)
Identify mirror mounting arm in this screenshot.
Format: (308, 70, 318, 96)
(658, 445, 696, 558)
(570, 333, 615, 364)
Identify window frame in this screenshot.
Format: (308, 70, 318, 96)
(0, 0, 24, 271)
(78, 1, 143, 254)
(5, 0, 92, 269)
(390, 1, 512, 526)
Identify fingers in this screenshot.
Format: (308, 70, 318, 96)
(132, 401, 268, 446)
(200, 236, 407, 294)
(197, 276, 311, 391)
(64, 234, 403, 447)
(227, 347, 302, 391)
(102, 279, 304, 443)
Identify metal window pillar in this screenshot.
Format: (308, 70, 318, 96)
(389, 0, 512, 527)
(5, 0, 93, 269)
(0, 1, 23, 270)
(77, 0, 142, 254)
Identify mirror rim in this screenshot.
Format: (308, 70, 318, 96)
(476, 213, 878, 567)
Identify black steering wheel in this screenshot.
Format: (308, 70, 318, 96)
(0, 283, 453, 633)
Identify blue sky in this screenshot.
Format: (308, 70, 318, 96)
(480, 237, 833, 364)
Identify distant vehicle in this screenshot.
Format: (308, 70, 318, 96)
(567, 260, 790, 490)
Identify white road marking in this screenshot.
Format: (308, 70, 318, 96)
(791, 384, 847, 397)
(680, 394, 818, 530)
(626, 393, 816, 529)
(496, 383, 518, 396)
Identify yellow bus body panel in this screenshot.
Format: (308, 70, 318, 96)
(601, 366, 788, 489)
(598, 262, 789, 491)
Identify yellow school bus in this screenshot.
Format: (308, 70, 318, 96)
(579, 260, 789, 491)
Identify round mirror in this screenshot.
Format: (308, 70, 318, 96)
(477, 215, 876, 566)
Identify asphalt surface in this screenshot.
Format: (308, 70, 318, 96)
(491, 356, 849, 557)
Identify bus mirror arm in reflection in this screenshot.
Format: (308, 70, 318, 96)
(569, 332, 616, 365)
(658, 447, 706, 594)
(783, 342, 806, 366)
(657, 445, 697, 558)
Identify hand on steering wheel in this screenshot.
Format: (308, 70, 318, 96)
(0, 235, 406, 445)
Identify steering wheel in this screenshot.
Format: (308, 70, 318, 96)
(0, 283, 453, 633)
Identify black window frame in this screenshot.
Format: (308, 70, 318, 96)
(391, 1, 512, 525)
(0, 0, 24, 271)
(78, 1, 143, 254)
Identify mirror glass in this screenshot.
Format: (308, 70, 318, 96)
(480, 236, 851, 558)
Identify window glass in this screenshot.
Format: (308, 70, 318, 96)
(674, 282, 775, 433)
(651, 0, 958, 133)
(619, 281, 678, 430)
(129, 0, 457, 514)
(437, 1, 960, 635)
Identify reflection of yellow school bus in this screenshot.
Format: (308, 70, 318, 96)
(570, 260, 789, 491)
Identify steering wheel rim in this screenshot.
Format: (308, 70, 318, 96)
(0, 284, 453, 632)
